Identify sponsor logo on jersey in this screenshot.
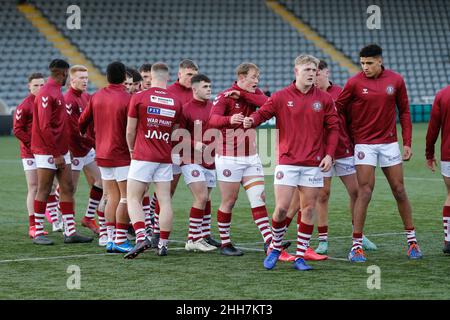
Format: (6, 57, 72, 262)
(147, 106, 176, 118)
(150, 95, 174, 106)
(312, 102, 322, 112)
(223, 169, 232, 177)
(276, 171, 284, 180)
(191, 170, 200, 178)
(234, 103, 240, 109)
(357, 151, 365, 160)
(287, 101, 294, 107)
(386, 85, 395, 95)
(144, 129, 170, 142)
(362, 88, 369, 94)
(147, 118, 173, 127)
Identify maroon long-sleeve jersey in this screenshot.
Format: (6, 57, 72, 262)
(325, 83, 353, 159)
(64, 87, 94, 157)
(31, 77, 69, 157)
(79, 84, 131, 167)
(426, 85, 450, 161)
(209, 83, 268, 157)
(250, 83, 339, 167)
(167, 80, 193, 105)
(179, 98, 215, 169)
(13, 94, 35, 158)
(335, 68, 412, 147)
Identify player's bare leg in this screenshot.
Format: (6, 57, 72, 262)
(286, 190, 301, 228)
(124, 178, 151, 259)
(103, 180, 119, 251)
(382, 164, 414, 228)
(217, 181, 242, 255)
(112, 180, 131, 252)
(315, 177, 331, 253)
(56, 164, 93, 244)
(242, 175, 274, 252)
(25, 169, 38, 237)
(298, 186, 323, 261)
(80, 162, 103, 234)
(154, 181, 173, 256)
(349, 165, 375, 261)
(150, 172, 181, 246)
(340, 173, 377, 251)
(263, 184, 295, 269)
(185, 181, 216, 252)
(33, 168, 55, 244)
(443, 177, 450, 254)
(382, 163, 421, 258)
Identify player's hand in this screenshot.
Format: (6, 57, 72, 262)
(319, 155, 333, 172)
(426, 158, 437, 172)
(194, 141, 206, 152)
(243, 117, 254, 129)
(230, 113, 244, 125)
(54, 155, 65, 169)
(403, 146, 412, 161)
(224, 90, 240, 100)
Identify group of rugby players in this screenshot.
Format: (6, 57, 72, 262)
(13, 43, 450, 271)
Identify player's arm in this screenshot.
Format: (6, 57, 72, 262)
(237, 88, 269, 107)
(126, 117, 138, 155)
(79, 97, 94, 135)
(318, 99, 339, 172)
(244, 95, 276, 128)
(425, 91, 442, 172)
(37, 95, 59, 157)
(126, 95, 139, 154)
(323, 98, 340, 160)
(396, 78, 413, 160)
(13, 104, 31, 147)
(334, 79, 354, 119)
(208, 95, 237, 128)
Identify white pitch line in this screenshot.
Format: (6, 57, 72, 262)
(236, 232, 406, 246)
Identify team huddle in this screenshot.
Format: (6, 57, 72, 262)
(13, 44, 450, 271)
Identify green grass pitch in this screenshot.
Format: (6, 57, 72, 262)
(0, 123, 448, 299)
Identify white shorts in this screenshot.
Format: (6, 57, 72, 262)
(99, 166, 129, 182)
(323, 156, 356, 178)
(354, 142, 402, 168)
(128, 160, 173, 183)
(171, 154, 182, 175)
(442, 161, 450, 178)
(181, 164, 216, 188)
(34, 152, 71, 170)
(71, 148, 96, 171)
(215, 154, 264, 182)
(22, 158, 37, 171)
(274, 165, 324, 188)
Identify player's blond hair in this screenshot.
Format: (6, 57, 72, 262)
(294, 55, 320, 67)
(235, 63, 259, 77)
(151, 62, 169, 80)
(69, 65, 88, 77)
